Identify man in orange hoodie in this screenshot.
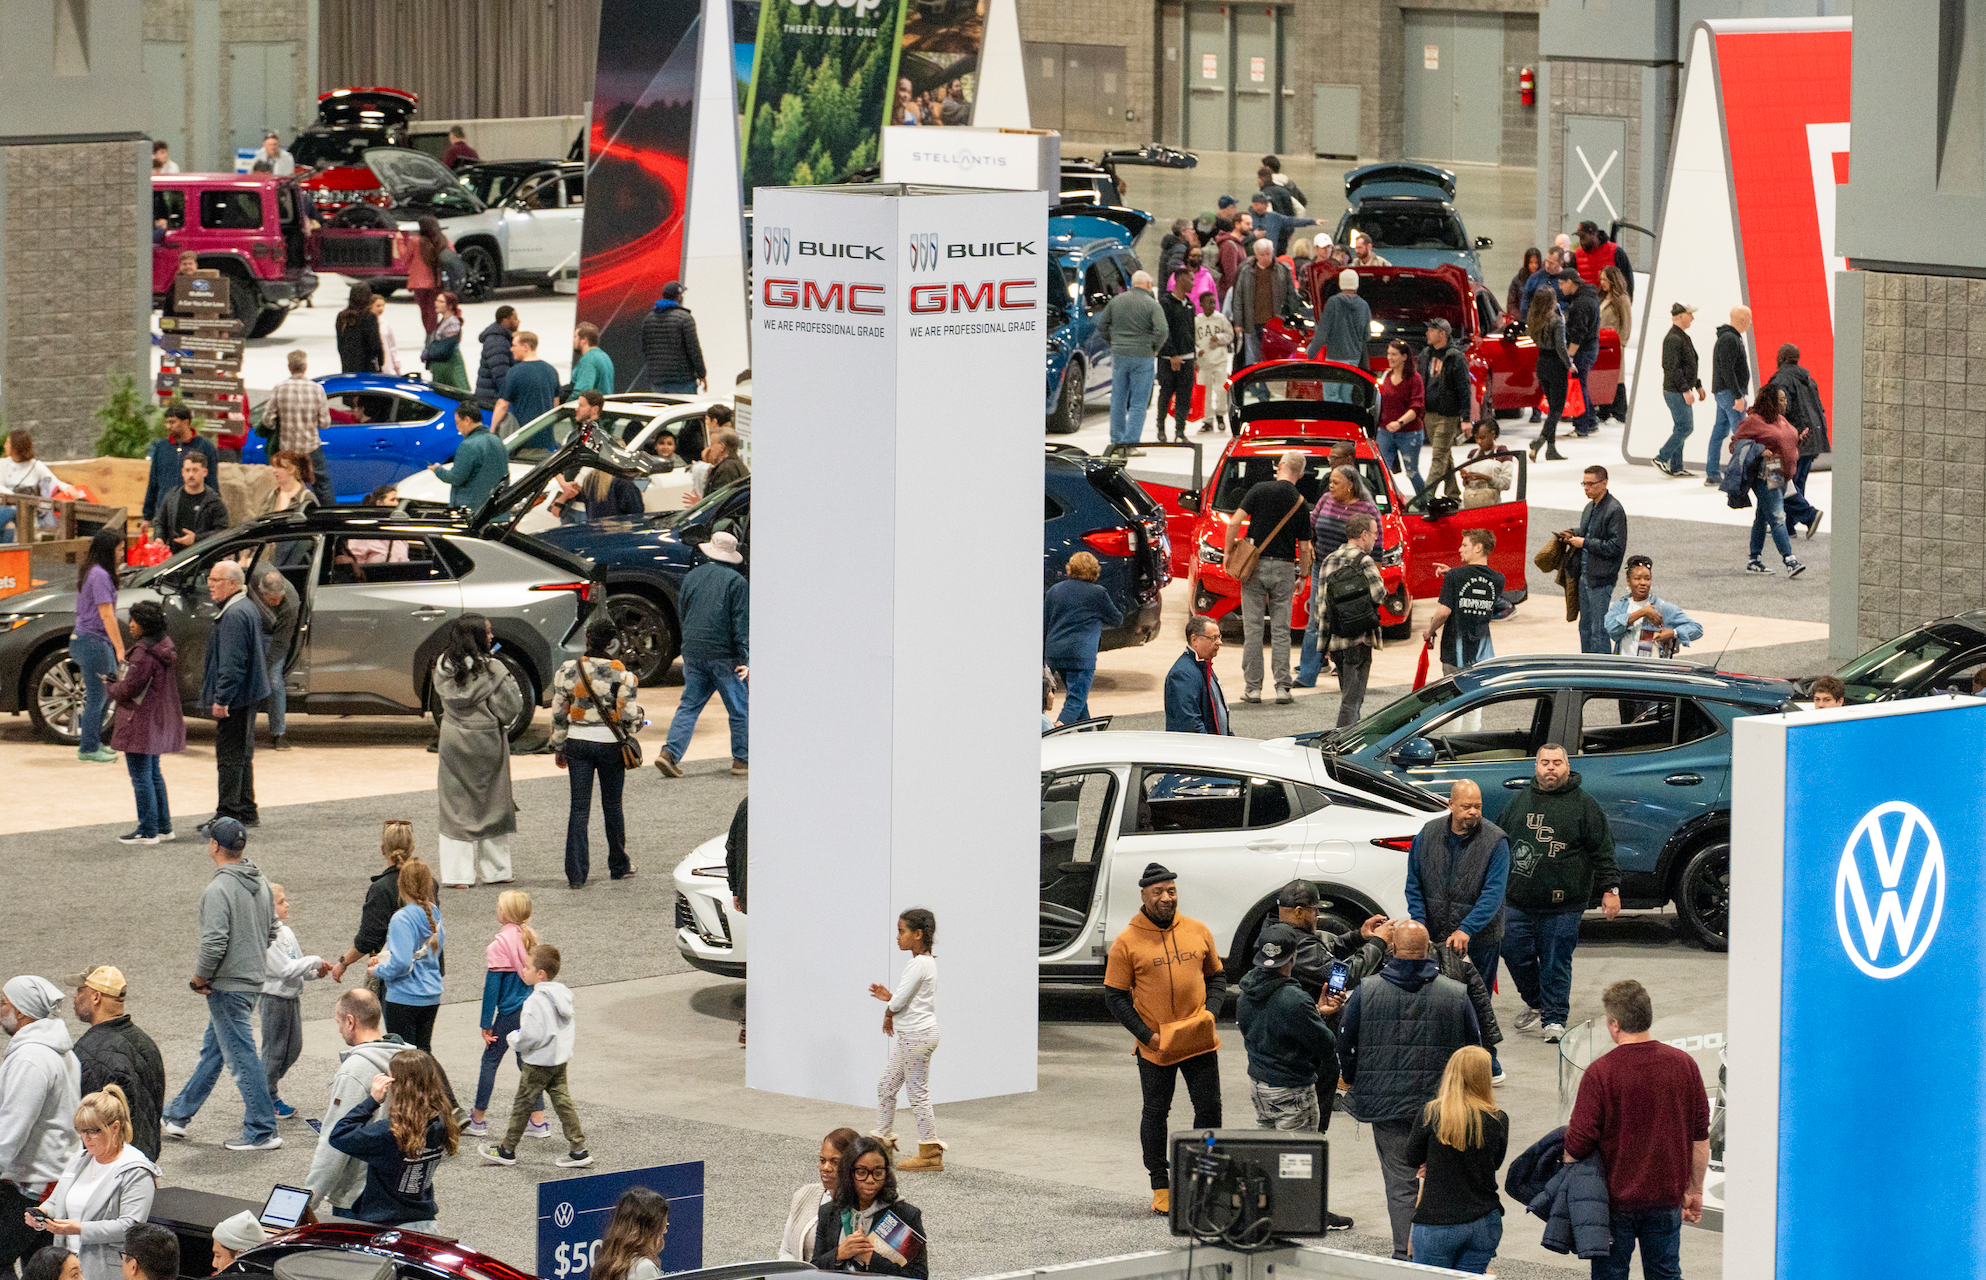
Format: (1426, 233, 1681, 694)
(1103, 862, 1227, 1214)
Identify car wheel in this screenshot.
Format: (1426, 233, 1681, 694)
(458, 245, 499, 302)
(247, 308, 287, 338)
(223, 272, 262, 329)
(1234, 896, 1367, 982)
(605, 592, 678, 686)
(1381, 597, 1414, 642)
(1675, 840, 1730, 953)
(27, 648, 112, 747)
(1047, 363, 1084, 434)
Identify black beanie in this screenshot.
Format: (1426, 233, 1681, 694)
(1139, 862, 1177, 889)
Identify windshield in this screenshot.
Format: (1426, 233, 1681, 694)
(1320, 755, 1447, 812)
(1211, 454, 1392, 514)
(1342, 208, 1468, 252)
(1235, 373, 1370, 409)
(1836, 629, 1967, 702)
(1324, 678, 1459, 754)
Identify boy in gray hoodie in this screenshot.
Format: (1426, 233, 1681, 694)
(479, 945, 589, 1169)
(162, 818, 281, 1150)
(0, 975, 81, 1270)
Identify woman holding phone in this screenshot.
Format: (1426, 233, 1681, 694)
(34, 1086, 159, 1280)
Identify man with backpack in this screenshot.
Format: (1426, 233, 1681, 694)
(1424, 529, 1503, 674)
(1317, 513, 1385, 725)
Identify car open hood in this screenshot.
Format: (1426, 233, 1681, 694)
(362, 147, 485, 211)
(316, 87, 419, 130)
(1049, 205, 1148, 242)
(1228, 359, 1378, 434)
(1093, 145, 1198, 171)
(471, 423, 660, 533)
(1309, 263, 1474, 341)
(1343, 161, 1456, 202)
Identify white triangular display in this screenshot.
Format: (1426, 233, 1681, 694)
(681, 0, 751, 389)
(973, 0, 1032, 129)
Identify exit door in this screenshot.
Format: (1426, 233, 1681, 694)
(1184, 4, 1285, 154)
(1562, 115, 1627, 231)
(1402, 10, 1503, 164)
(228, 42, 298, 155)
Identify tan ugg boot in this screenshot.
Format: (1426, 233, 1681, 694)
(898, 1140, 945, 1172)
(868, 1130, 898, 1156)
(1150, 1188, 1170, 1215)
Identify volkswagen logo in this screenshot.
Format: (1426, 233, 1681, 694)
(1835, 800, 1946, 979)
(909, 232, 939, 272)
(762, 226, 791, 266)
(553, 1202, 576, 1229)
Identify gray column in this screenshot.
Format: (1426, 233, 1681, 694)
(190, 0, 222, 171)
(1828, 269, 1863, 663)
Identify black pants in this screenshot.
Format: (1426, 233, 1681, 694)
(1154, 360, 1193, 437)
(1536, 354, 1569, 446)
(215, 706, 257, 821)
(307, 446, 334, 506)
(0, 1182, 53, 1272)
(1137, 1051, 1222, 1189)
(563, 738, 629, 886)
(385, 1001, 458, 1106)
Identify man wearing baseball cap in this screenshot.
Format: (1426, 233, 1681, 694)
(162, 818, 280, 1151)
(1236, 922, 1340, 1136)
(69, 966, 166, 1160)
(1102, 863, 1226, 1214)
(1655, 303, 1704, 478)
(655, 530, 749, 781)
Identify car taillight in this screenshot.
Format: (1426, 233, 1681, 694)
(1369, 835, 1416, 852)
(1082, 528, 1134, 557)
(251, 242, 273, 258)
(531, 581, 597, 603)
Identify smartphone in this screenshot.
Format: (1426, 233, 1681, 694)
(24, 1207, 48, 1226)
(1326, 962, 1349, 997)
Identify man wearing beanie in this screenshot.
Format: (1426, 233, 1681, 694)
(0, 975, 80, 1270)
(209, 1211, 265, 1271)
(1309, 269, 1373, 367)
(1102, 863, 1225, 1215)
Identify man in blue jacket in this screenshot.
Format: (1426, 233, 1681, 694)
(1405, 779, 1509, 1078)
(1163, 615, 1230, 735)
(140, 406, 219, 537)
(656, 531, 748, 777)
(199, 561, 270, 829)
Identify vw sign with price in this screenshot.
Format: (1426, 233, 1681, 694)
(537, 1161, 703, 1278)
(1725, 695, 1986, 1278)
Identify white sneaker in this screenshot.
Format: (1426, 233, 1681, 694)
(1491, 1065, 1507, 1085)
(525, 1118, 552, 1139)
(464, 1118, 488, 1138)
(223, 1135, 283, 1151)
(163, 1120, 188, 1139)
(1542, 1023, 1567, 1043)
(1515, 1008, 1542, 1032)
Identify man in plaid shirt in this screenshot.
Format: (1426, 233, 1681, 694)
(1317, 513, 1387, 727)
(264, 350, 334, 505)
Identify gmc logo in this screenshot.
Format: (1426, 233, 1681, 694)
(907, 280, 1039, 314)
(761, 278, 886, 313)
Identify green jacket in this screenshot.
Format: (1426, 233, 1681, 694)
(1498, 771, 1617, 912)
(1097, 288, 1168, 357)
(432, 427, 509, 512)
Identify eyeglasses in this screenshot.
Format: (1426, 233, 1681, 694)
(851, 1166, 887, 1182)
(78, 1126, 103, 1136)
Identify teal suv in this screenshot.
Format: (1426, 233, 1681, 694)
(1298, 656, 1798, 952)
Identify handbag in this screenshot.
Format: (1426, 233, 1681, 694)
(1225, 494, 1303, 587)
(1563, 377, 1587, 418)
(574, 659, 642, 769)
(1412, 635, 1434, 691)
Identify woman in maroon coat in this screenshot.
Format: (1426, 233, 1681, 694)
(108, 599, 186, 845)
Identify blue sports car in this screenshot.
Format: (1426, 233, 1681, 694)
(1302, 655, 1798, 951)
(245, 373, 490, 502)
(1046, 211, 1147, 433)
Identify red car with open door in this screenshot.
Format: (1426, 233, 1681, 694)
(1136, 359, 1529, 641)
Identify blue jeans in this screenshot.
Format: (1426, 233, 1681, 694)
(1578, 579, 1615, 654)
(1109, 356, 1156, 445)
(164, 990, 276, 1143)
(0, 507, 15, 542)
(1469, 933, 1502, 1071)
(69, 633, 117, 754)
(1053, 667, 1096, 725)
(663, 656, 748, 762)
(1378, 428, 1426, 496)
(1503, 905, 1581, 1025)
(1590, 1206, 1682, 1280)
(262, 655, 286, 738)
(1412, 1211, 1502, 1273)
(651, 379, 698, 395)
(1748, 480, 1793, 562)
(474, 1004, 544, 1115)
(1704, 390, 1741, 481)
(1656, 390, 1694, 468)
(1570, 346, 1598, 434)
(125, 752, 170, 837)
(1296, 567, 1325, 687)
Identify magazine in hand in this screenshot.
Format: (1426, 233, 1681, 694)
(869, 1208, 925, 1269)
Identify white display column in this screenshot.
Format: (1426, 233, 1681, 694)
(747, 184, 1047, 1107)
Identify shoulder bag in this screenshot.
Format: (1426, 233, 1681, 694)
(1226, 492, 1303, 587)
(575, 659, 643, 769)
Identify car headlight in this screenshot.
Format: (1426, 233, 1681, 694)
(689, 865, 728, 878)
(1197, 539, 1225, 565)
(1374, 542, 1403, 567)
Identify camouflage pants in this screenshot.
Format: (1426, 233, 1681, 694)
(1250, 1080, 1320, 1131)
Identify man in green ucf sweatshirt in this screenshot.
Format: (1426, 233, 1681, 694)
(1497, 744, 1617, 1044)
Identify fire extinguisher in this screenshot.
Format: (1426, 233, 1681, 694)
(1520, 66, 1536, 107)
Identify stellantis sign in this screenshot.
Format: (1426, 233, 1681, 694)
(880, 125, 1059, 193)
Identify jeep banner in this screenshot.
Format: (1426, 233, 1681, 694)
(740, 0, 905, 194)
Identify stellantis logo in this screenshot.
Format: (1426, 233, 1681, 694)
(762, 226, 791, 266)
(908, 233, 939, 272)
(1835, 800, 1945, 979)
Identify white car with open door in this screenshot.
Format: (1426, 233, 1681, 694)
(673, 731, 1443, 983)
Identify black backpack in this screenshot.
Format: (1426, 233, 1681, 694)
(1324, 558, 1380, 638)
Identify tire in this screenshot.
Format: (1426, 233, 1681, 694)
(222, 271, 262, 329)
(1229, 893, 1367, 984)
(605, 592, 679, 686)
(427, 648, 537, 742)
(247, 308, 287, 338)
(1674, 839, 1731, 952)
(1047, 362, 1084, 434)
(26, 648, 114, 747)
(458, 244, 500, 302)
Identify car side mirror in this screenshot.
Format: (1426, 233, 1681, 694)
(1177, 490, 1201, 513)
(1393, 737, 1437, 767)
(1475, 236, 1494, 249)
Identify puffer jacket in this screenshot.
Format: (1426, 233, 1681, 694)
(74, 1017, 166, 1160)
(474, 321, 516, 406)
(1508, 1126, 1613, 1260)
(641, 301, 707, 386)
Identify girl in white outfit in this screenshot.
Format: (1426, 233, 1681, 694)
(869, 908, 943, 1172)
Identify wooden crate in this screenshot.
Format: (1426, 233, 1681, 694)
(2, 494, 131, 584)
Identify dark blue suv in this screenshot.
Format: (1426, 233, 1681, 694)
(1302, 656, 1798, 951)
(1046, 213, 1145, 433)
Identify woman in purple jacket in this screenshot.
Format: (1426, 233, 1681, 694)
(108, 600, 185, 845)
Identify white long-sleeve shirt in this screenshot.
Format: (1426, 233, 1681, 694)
(887, 954, 938, 1035)
(262, 923, 325, 999)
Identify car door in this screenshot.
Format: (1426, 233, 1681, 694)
(1565, 691, 1728, 892)
(1081, 257, 1124, 395)
(307, 536, 462, 711)
(1385, 688, 1565, 808)
(1400, 448, 1529, 599)
(622, 410, 702, 512)
(498, 170, 565, 274)
(316, 389, 450, 497)
(1039, 768, 1125, 970)
(154, 535, 319, 709)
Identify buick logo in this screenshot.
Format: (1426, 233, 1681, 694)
(553, 1202, 575, 1229)
(762, 226, 791, 266)
(909, 232, 939, 272)
(1835, 800, 1946, 979)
